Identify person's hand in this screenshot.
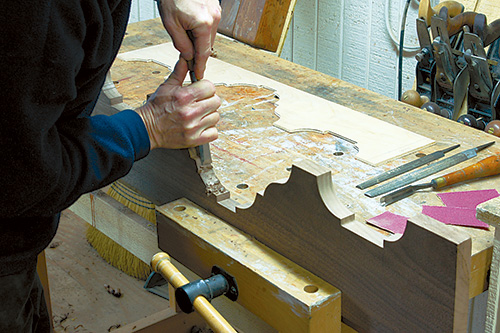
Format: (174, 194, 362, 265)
(136, 57, 221, 150)
(157, 0, 221, 79)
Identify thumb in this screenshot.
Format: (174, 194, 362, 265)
(164, 57, 189, 87)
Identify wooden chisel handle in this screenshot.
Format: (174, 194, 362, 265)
(419, 0, 464, 26)
(432, 155, 500, 189)
(440, 9, 478, 37)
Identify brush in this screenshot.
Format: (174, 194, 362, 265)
(86, 180, 156, 280)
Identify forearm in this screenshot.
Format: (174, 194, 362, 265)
(0, 109, 150, 217)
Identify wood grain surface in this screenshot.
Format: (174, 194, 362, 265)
(156, 198, 342, 333)
(218, 0, 296, 52)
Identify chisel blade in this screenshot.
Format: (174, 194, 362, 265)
(364, 141, 494, 198)
(185, 30, 229, 200)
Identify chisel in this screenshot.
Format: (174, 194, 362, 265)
(365, 141, 495, 198)
(356, 144, 460, 190)
(185, 31, 229, 200)
(186, 49, 213, 170)
(380, 154, 500, 206)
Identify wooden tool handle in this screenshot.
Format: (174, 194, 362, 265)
(443, 11, 478, 37)
(433, 155, 500, 189)
(151, 252, 237, 333)
(419, 0, 464, 26)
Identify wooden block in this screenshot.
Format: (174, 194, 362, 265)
(70, 191, 160, 265)
(219, 0, 241, 36)
(469, 246, 492, 298)
(477, 197, 500, 333)
(219, 0, 296, 53)
(156, 198, 342, 333)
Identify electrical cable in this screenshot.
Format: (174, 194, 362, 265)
(398, 0, 413, 101)
(385, 0, 421, 52)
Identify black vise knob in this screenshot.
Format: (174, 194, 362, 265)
(175, 266, 238, 314)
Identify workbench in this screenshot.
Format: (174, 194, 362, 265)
(81, 17, 500, 332)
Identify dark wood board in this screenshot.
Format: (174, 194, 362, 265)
(219, 0, 296, 52)
(130, 146, 471, 332)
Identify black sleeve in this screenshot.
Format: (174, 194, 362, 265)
(0, 0, 150, 217)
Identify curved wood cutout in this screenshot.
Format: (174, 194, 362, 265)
(118, 43, 434, 166)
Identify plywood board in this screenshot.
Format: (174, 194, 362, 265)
(118, 43, 434, 166)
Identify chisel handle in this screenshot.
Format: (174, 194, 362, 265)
(432, 155, 500, 189)
(440, 9, 478, 37)
(419, 0, 464, 26)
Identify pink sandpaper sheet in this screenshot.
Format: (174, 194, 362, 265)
(368, 189, 498, 234)
(437, 189, 499, 209)
(366, 211, 408, 235)
(421, 205, 490, 229)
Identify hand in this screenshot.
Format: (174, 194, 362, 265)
(157, 0, 221, 79)
(136, 57, 221, 150)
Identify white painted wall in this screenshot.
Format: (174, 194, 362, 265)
(129, 0, 435, 99)
(129, 0, 159, 23)
(280, 0, 434, 99)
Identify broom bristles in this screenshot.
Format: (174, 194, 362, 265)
(86, 181, 156, 280)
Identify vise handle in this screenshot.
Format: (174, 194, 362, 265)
(151, 252, 237, 333)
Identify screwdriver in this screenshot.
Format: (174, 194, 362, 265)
(380, 154, 500, 206)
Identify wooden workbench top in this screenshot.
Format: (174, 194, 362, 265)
(111, 18, 498, 299)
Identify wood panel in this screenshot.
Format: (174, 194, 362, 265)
(477, 197, 500, 333)
(71, 191, 161, 265)
(219, 0, 296, 53)
(118, 43, 434, 166)
(219, 0, 241, 36)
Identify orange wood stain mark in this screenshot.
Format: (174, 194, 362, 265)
(112, 59, 171, 109)
(216, 84, 279, 131)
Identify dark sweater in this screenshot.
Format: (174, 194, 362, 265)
(0, 0, 150, 274)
